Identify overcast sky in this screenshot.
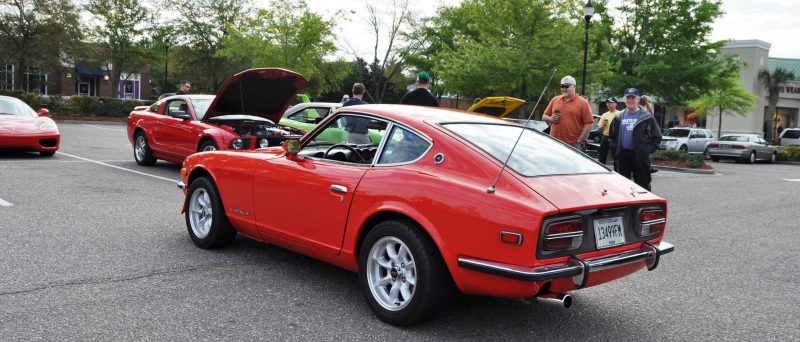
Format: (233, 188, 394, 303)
(305, 0, 800, 60)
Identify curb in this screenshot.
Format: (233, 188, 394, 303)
(651, 164, 716, 174)
(775, 160, 800, 166)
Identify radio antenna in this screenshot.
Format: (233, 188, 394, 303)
(487, 68, 557, 194)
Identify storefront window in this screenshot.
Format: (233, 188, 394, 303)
(1, 64, 13, 90)
(23, 66, 47, 94)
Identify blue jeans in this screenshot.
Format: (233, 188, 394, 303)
(598, 135, 610, 164)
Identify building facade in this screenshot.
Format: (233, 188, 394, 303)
(1, 63, 150, 100)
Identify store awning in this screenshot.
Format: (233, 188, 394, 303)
(74, 65, 104, 77)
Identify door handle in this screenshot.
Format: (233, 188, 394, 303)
(330, 184, 348, 193)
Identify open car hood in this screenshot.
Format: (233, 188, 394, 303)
(467, 96, 525, 118)
(202, 68, 307, 122)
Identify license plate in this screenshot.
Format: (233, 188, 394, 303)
(721, 143, 730, 149)
(594, 217, 626, 249)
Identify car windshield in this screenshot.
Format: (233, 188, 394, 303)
(719, 135, 749, 142)
(192, 98, 213, 120)
(0, 97, 37, 117)
(443, 123, 608, 177)
(664, 128, 690, 137)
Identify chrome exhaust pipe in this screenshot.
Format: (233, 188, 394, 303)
(532, 293, 572, 309)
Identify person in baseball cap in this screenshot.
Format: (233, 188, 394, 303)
(541, 75, 594, 149)
(597, 96, 621, 164)
(400, 70, 439, 107)
(608, 87, 662, 191)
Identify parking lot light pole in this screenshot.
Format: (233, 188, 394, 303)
(581, 0, 594, 96)
(164, 38, 170, 93)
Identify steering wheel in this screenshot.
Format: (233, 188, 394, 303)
(323, 144, 366, 163)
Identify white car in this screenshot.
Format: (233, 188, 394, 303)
(659, 128, 714, 154)
(777, 128, 799, 146)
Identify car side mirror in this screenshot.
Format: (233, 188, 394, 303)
(282, 139, 303, 160)
(37, 108, 49, 117)
(170, 110, 191, 120)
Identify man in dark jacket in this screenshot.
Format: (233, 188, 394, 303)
(608, 88, 662, 191)
(400, 71, 439, 107)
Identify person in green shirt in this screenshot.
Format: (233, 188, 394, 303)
(597, 97, 619, 164)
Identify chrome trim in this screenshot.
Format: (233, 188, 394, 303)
(458, 241, 674, 282)
(543, 231, 584, 240)
(434, 153, 445, 164)
(177, 181, 186, 190)
(641, 218, 666, 226)
(330, 184, 348, 193)
(499, 230, 523, 246)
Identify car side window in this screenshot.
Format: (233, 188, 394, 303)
(166, 100, 188, 116)
(288, 107, 331, 124)
(378, 126, 430, 165)
(704, 130, 713, 139)
(690, 130, 703, 139)
(298, 114, 388, 164)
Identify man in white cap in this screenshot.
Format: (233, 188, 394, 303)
(542, 75, 594, 150)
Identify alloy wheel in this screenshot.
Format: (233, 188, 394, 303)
(366, 236, 417, 311)
(188, 188, 213, 238)
(135, 136, 146, 161)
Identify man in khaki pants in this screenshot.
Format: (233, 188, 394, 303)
(597, 97, 619, 164)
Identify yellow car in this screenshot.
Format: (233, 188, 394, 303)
(467, 96, 525, 118)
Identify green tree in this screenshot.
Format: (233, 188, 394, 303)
(0, 0, 83, 91)
(219, 0, 336, 97)
(405, 0, 613, 104)
(171, 0, 249, 91)
(689, 60, 756, 139)
(86, 0, 151, 98)
(609, 0, 724, 106)
(758, 67, 796, 143)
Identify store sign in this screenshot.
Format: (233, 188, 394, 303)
(779, 82, 800, 99)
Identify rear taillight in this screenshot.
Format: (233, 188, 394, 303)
(543, 219, 583, 251)
(731, 144, 745, 149)
(639, 209, 666, 236)
(708, 143, 719, 148)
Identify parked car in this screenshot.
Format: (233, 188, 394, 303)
(659, 127, 714, 154)
(467, 96, 525, 118)
(279, 102, 341, 130)
(0, 95, 60, 156)
(127, 68, 307, 166)
(707, 134, 777, 163)
(776, 128, 800, 146)
(178, 104, 674, 326)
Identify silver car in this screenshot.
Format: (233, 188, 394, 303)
(659, 127, 714, 154)
(707, 134, 778, 164)
(777, 128, 800, 147)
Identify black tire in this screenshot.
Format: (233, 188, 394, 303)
(747, 151, 756, 164)
(133, 131, 157, 166)
(199, 140, 218, 152)
(711, 157, 720, 162)
(40, 150, 56, 157)
(184, 177, 236, 249)
(770, 151, 777, 164)
(679, 145, 688, 153)
(358, 219, 451, 326)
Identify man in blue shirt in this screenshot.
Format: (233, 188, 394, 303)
(342, 83, 371, 144)
(608, 88, 662, 191)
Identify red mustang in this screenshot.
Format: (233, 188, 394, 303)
(178, 104, 674, 326)
(126, 68, 306, 165)
(0, 95, 60, 156)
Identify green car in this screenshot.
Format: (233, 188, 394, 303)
(279, 102, 382, 144)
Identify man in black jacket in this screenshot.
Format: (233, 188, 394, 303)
(400, 71, 439, 107)
(608, 88, 662, 191)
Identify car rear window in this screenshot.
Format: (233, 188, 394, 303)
(443, 123, 609, 177)
(782, 130, 800, 139)
(664, 128, 690, 137)
(719, 135, 749, 142)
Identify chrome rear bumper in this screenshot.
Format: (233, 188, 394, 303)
(458, 241, 673, 288)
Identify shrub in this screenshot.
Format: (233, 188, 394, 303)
(778, 146, 800, 161)
(650, 149, 707, 168)
(0, 90, 151, 117)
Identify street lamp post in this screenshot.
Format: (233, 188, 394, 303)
(164, 38, 170, 93)
(581, 0, 595, 96)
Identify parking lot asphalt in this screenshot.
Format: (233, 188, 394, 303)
(1, 122, 798, 340)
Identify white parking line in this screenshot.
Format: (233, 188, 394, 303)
(785, 179, 800, 182)
(0, 159, 131, 163)
(56, 152, 177, 183)
(0, 197, 12, 207)
(82, 124, 126, 131)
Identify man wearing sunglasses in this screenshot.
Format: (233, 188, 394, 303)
(542, 75, 594, 150)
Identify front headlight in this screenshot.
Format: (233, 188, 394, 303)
(258, 138, 269, 148)
(39, 121, 57, 132)
(230, 138, 244, 149)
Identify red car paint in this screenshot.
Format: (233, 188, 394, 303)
(0, 96, 60, 155)
(127, 68, 307, 164)
(180, 104, 673, 315)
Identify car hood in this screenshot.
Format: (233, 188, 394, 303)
(519, 172, 663, 211)
(0, 115, 56, 134)
(203, 68, 307, 122)
(467, 96, 525, 118)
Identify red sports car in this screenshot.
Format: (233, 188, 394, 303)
(178, 104, 674, 326)
(0, 95, 60, 156)
(126, 68, 306, 166)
